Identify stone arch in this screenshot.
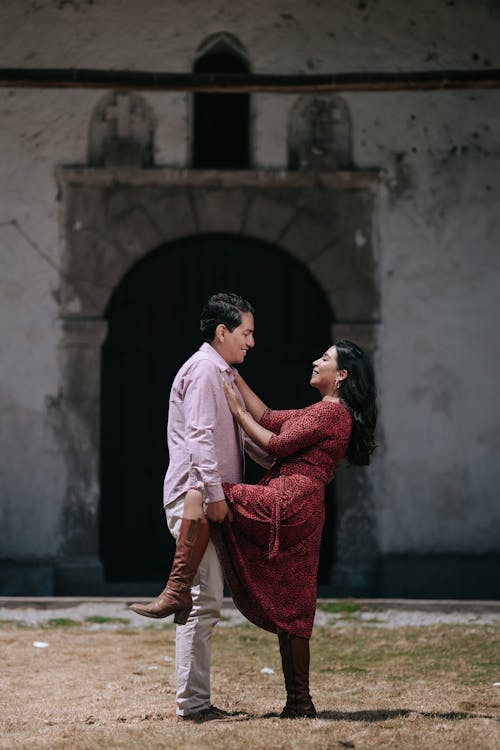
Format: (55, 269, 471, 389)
(99, 233, 335, 582)
(59, 175, 378, 324)
(194, 31, 250, 66)
(55, 167, 380, 595)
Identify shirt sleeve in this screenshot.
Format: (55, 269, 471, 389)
(243, 434, 274, 469)
(259, 407, 304, 433)
(266, 404, 337, 460)
(183, 359, 226, 503)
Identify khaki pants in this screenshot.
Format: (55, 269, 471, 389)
(165, 494, 224, 717)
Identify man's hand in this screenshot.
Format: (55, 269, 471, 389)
(204, 499, 232, 523)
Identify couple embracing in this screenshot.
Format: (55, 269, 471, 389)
(130, 292, 377, 722)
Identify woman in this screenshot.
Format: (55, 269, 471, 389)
(131, 340, 377, 718)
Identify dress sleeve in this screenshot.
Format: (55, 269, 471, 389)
(259, 407, 303, 434)
(267, 404, 338, 460)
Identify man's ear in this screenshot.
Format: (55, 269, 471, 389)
(215, 323, 226, 342)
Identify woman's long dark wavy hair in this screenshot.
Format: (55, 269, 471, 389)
(335, 340, 377, 466)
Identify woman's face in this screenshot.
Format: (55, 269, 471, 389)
(310, 345, 345, 395)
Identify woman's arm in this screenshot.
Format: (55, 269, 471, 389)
(223, 380, 273, 451)
(234, 373, 268, 422)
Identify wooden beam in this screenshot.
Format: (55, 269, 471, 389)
(0, 68, 499, 93)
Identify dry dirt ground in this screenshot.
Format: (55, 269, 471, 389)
(0, 599, 499, 750)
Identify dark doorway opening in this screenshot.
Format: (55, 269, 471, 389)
(193, 50, 250, 168)
(99, 234, 336, 586)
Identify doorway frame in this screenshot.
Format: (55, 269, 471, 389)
(55, 166, 381, 594)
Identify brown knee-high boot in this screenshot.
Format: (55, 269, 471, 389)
(129, 518, 210, 624)
(278, 629, 317, 719)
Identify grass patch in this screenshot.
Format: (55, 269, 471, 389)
(317, 600, 364, 614)
(0, 620, 499, 750)
(0, 619, 31, 628)
(45, 618, 81, 628)
(84, 616, 131, 625)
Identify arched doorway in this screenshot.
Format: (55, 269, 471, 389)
(99, 233, 336, 584)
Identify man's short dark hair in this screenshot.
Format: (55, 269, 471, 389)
(200, 292, 254, 341)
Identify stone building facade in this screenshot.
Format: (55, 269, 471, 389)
(0, 0, 499, 598)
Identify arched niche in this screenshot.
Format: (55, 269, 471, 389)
(288, 94, 353, 171)
(88, 92, 155, 168)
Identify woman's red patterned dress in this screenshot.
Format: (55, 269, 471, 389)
(214, 400, 352, 639)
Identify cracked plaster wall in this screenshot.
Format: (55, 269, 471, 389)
(1, 0, 500, 581)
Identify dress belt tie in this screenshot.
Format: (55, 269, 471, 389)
(268, 497, 281, 559)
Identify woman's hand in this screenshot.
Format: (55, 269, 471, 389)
(223, 379, 273, 451)
(231, 372, 268, 422)
(223, 379, 243, 419)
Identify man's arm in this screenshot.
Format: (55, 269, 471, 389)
(184, 361, 230, 522)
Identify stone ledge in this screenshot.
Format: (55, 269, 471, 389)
(1, 596, 499, 613)
(56, 166, 382, 189)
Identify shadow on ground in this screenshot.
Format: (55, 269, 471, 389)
(260, 708, 500, 722)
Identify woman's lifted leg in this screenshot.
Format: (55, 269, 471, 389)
(130, 490, 208, 624)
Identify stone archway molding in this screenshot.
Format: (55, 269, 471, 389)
(55, 167, 381, 594)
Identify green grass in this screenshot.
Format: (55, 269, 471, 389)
(312, 624, 500, 687)
(316, 600, 364, 614)
(1, 619, 499, 750)
(84, 615, 131, 625)
(0, 619, 31, 628)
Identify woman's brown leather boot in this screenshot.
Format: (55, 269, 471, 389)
(129, 517, 210, 624)
(277, 629, 317, 719)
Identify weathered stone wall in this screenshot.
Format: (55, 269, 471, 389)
(1, 0, 499, 594)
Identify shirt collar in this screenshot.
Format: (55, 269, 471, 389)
(199, 342, 237, 380)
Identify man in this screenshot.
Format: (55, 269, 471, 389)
(131, 292, 269, 722)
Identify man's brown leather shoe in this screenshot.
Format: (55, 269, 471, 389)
(177, 705, 248, 723)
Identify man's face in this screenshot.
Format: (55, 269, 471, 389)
(220, 312, 255, 365)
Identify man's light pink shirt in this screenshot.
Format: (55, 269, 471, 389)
(163, 342, 268, 507)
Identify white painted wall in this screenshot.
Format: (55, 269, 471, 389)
(0, 0, 499, 570)
(351, 90, 500, 553)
